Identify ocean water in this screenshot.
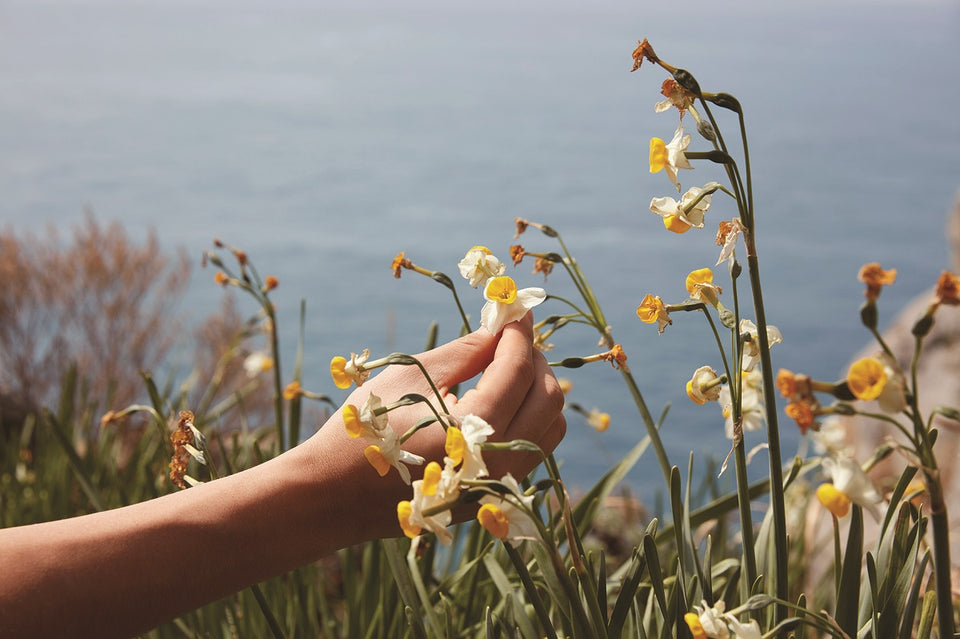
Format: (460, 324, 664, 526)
(2, 0, 959, 498)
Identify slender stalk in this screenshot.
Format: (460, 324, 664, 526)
(618, 369, 671, 487)
(744, 249, 788, 623)
(504, 544, 558, 639)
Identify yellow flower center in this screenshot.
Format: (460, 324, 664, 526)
(485, 276, 517, 304)
(422, 461, 442, 496)
(816, 483, 851, 518)
(649, 137, 667, 173)
(343, 404, 363, 438)
(468, 245, 492, 255)
(663, 214, 691, 234)
(683, 613, 707, 639)
(477, 503, 510, 540)
(330, 356, 351, 389)
(445, 427, 466, 465)
(363, 445, 391, 477)
(846, 357, 888, 400)
(397, 500, 421, 539)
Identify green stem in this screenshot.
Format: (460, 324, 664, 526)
(744, 250, 788, 623)
(504, 544, 558, 639)
(618, 369, 672, 488)
(732, 441, 758, 599)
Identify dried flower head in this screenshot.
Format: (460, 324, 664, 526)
(509, 244, 526, 266)
(264, 275, 279, 291)
(214, 271, 229, 286)
(631, 38, 658, 72)
(858, 262, 897, 302)
(785, 400, 816, 435)
(655, 78, 696, 117)
(391, 252, 412, 279)
(934, 270, 960, 306)
(514, 217, 530, 238)
(283, 381, 303, 400)
(169, 410, 196, 489)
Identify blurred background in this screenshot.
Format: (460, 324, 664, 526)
(2, 0, 958, 500)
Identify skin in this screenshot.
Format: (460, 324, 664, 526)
(0, 313, 565, 638)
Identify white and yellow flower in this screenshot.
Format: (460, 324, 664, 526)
(477, 474, 539, 544)
(480, 276, 546, 335)
(397, 457, 460, 545)
(818, 454, 883, 520)
(686, 268, 722, 308)
(690, 600, 730, 639)
(637, 294, 672, 334)
(876, 353, 908, 414)
(446, 414, 495, 481)
(715, 218, 746, 266)
(344, 393, 424, 484)
(686, 366, 722, 404)
(739, 318, 782, 372)
(330, 349, 370, 389)
(458, 245, 505, 289)
(724, 616, 761, 639)
(649, 184, 717, 234)
(649, 124, 693, 192)
(243, 351, 274, 378)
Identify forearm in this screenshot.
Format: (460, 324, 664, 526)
(0, 428, 380, 638)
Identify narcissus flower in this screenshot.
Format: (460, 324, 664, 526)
(686, 268, 722, 307)
(724, 616, 762, 639)
(344, 394, 423, 484)
(649, 185, 715, 233)
(846, 357, 887, 400)
(477, 474, 538, 544)
(686, 366, 721, 404)
(480, 276, 546, 335)
(243, 351, 274, 378)
(637, 294, 672, 334)
(739, 318, 782, 372)
(688, 601, 730, 639)
(858, 263, 897, 302)
(330, 349, 370, 389)
(458, 246, 505, 289)
(819, 454, 882, 519)
(876, 353, 907, 413)
(649, 124, 693, 192)
(445, 414, 495, 480)
(397, 457, 460, 545)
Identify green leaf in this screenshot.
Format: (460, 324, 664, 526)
(836, 505, 863, 637)
(643, 534, 668, 620)
(607, 547, 648, 637)
(880, 466, 918, 541)
(897, 549, 931, 639)
(570, 434, 650, 539)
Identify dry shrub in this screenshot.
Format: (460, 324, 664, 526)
(0, 214, 189, 433)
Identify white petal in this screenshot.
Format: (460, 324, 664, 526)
(650, 196, 679, 217)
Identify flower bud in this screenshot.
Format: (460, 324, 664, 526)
(729, 259, 742, 280)
(708, 92, 742, 113)
(911, 310, 935, 338)
(933, 405, 960, 422)
(830, 382, 857, 402)
(829, 401, 856, 415)
(719, 308, 736, 329)
(860, 300, 878, 330)
(696, 118, 716, 142)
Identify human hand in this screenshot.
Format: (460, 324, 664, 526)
(301, 312, 566, 541)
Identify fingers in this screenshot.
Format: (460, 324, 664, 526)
(457, 313, 536, 429)
(412, 326, 500, 393)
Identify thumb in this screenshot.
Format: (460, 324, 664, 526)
(412, 325, 502, 392)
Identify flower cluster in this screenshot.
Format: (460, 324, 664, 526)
(456, 245, 546, 334)
(343, 394, 425, 484)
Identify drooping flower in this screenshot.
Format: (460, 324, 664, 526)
(649, 124, 693, 192)
(689, 601, 730, 639)
(655, 78, 696, 117)
(630, 38, 658, 72)
(458, 246, 505, 289)
(477, 474, 539, 544)
(330, 349, 370, 389)
(344, 394, 422, 484)
(397, 457, 460, 545)
(637, 294, 672, 333)
(243, 351, 274, 378)
(480, 276, 546, 334)
(858, 262, 897, 302)
(649, 185, 715, 233)
(785, 400, 816, 435)
(739, 318, 782, 372)
(846, 357, 887, 401)
(391, 251, 412, 278)
(686, 366, 721, 404)
(446, 414, 495, 481)
(715, 218, 746, 266)
(819, 454, 883, 520)
(686, 268, 722, 307)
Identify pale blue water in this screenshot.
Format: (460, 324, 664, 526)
(2, 0, 959, 499)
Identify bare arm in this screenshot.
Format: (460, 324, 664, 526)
(0, 314, 566, 638)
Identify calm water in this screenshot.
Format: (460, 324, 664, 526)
(2, 0, 959, 497)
